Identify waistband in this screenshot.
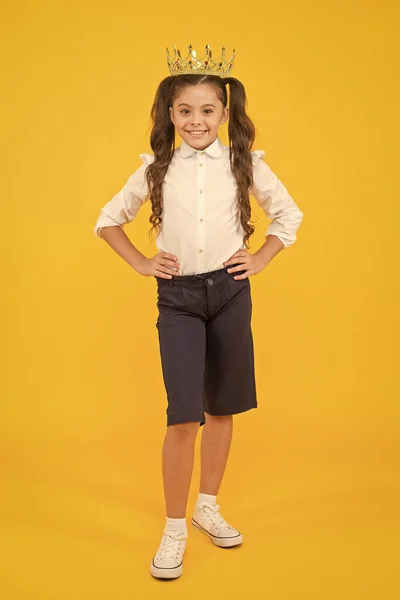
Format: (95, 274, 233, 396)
(156, 264, 246, 287)
(176, 266, 227, 281)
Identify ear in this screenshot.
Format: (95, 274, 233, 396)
(169, 106, 175, 125)
(220, 106, 229, 125)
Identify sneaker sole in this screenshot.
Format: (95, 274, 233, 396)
(150, 560, 183, 579)
(191, 518, 243, 547)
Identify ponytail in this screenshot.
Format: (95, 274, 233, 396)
(224, 77, 256, 248)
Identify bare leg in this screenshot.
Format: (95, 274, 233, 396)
(199, 413, 233, 496)
(162, 422, 200, 518)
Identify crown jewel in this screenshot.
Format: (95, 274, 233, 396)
(166, 44, 235, 78)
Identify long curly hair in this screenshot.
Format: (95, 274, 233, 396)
(145, 74, 256, 248)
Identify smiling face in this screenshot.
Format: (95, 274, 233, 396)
(169, 83, 229, 150)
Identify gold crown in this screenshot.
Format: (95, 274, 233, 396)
(166, 44, 235, 78)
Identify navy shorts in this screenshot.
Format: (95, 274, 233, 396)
(155, 266, 257, 427)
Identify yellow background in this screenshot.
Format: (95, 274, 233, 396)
(2, 0, 399, 598)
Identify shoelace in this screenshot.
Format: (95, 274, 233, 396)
(157, 533, 186, 561)
(197, 503, 233, 532)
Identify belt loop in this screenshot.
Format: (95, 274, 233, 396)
(168, 277, 174, 287)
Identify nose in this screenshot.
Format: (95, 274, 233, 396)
(190, 115, 203, 125)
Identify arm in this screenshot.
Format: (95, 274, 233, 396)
(99, 223, 180, 279)
(224, 153, 303, 279)
(251, 151, 304, 250)
(93, 162, 149, 238)
(254, 234, 285, 268)
(224, 234, 284, 279)
(98, 225, 147, 271)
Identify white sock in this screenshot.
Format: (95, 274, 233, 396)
(164, 516, 188, 537)
(196, 492, 217, 507)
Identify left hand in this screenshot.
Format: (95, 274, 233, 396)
(223, 250, 266, 280)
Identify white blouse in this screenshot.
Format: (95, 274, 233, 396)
(94, 135, 303, 275)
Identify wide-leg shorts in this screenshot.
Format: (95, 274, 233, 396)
(155, 265, 257, 427)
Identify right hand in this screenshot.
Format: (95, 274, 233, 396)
(135, 252, 180, 279)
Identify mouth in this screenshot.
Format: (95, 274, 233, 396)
(186, 130, 208, 137)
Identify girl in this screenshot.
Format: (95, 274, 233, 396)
(94, 45, 303, 580)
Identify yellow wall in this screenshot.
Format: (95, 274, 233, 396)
(1, 1, 399, 598)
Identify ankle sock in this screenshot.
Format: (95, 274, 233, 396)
(196, 492, 217, 507)
(164, 516, 188, 537)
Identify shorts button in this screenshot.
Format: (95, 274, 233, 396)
(207, 278, 214, 286)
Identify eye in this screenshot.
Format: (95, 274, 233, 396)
(180, 109, 213, 115)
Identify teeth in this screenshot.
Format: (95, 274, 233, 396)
(189, 131, 206, 136)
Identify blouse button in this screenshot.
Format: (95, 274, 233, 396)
(199, 218, 203, 222)
(199, 249, 203, 253)
(199, 163, 203, 167)
(199, 190, 203, 194)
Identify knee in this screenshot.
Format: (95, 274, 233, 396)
(168, 421, 200, 441)
(204, 412, 232, 424)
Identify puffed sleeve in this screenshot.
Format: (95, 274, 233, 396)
(250, 150, 303, 248)
(93, 153, 154, 237)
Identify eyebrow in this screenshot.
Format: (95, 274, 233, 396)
(177, 103, 216, 108)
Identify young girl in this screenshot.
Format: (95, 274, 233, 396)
(94, 44, 303, 580)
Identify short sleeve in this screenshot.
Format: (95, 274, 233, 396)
(93, 153, 155, 237)
(250, 150, 303, 249)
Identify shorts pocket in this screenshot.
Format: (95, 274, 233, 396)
(156, 282, 185, 314)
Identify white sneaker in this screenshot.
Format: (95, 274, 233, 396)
(150, 530, 188, 579)
(191, 502, 243, 548)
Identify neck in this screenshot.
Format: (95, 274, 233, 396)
(187, 135, 218, 151)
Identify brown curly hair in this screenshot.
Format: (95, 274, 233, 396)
(145, 74, 256, 248)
